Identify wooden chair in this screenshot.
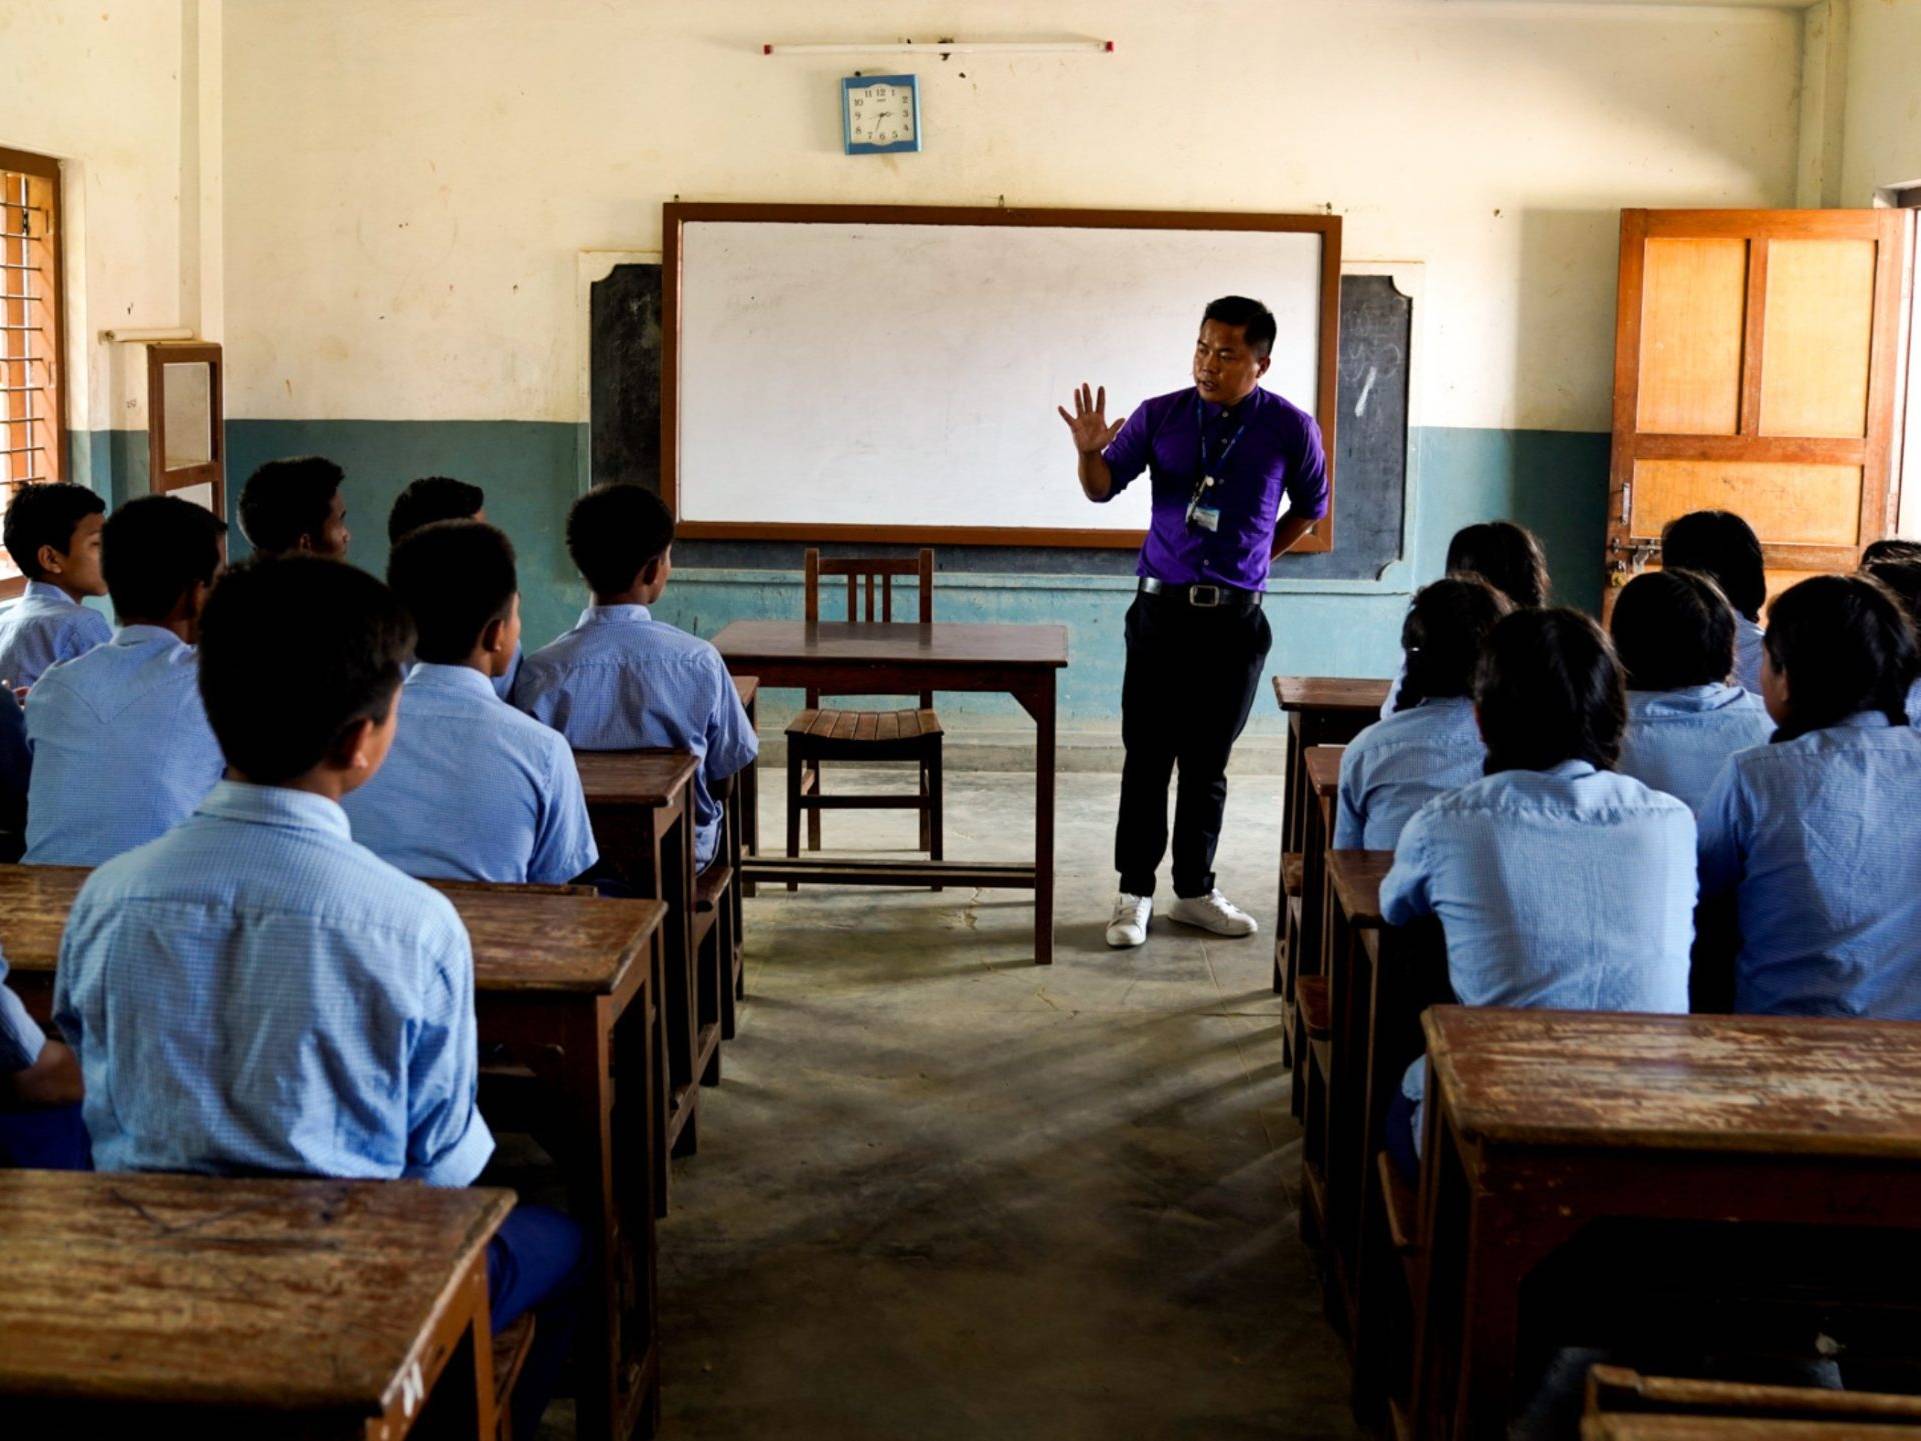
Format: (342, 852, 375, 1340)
(785, 549, 944, 885)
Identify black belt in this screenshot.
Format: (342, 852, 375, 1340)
(1138, 577, 1264, 609)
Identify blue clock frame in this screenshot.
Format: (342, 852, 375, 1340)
(841, 74, 922, 155)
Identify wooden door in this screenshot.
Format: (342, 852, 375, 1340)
(1607, 209, 1912, 604)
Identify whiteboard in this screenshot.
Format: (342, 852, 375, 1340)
(671, 213, 1332, 543)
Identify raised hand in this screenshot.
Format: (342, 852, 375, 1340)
(1057, 383, 1126, 455)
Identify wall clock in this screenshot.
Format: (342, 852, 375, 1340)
(842, 74, 921, 155)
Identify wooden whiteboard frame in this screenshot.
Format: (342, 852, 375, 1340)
(662, 202, 1343, 552)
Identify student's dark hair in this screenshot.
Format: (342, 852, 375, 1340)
(3, 482, 105, 578)
(1443, 521, 1550, 610)
(388, 475, 485, 545)
(237, 456, 344, 555)
(1660, 510, 1766, 622)
(1763, 573, 1917, 738)
(1201, 295, 1277, 360)
(1863, 537, 1921, 567)
(566, 483, 674, 597)
(1475, 607, 1626, 774)
(1608, 568, 1737, 692)
(197, 557, 414, 784)
(1394, 575, 1512, 712)
(101, 495, 228, 621)
(1865, 558, 1921, 634)
(388, 520, 517, 664)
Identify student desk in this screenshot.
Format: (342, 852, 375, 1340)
(1272, 676, 1390, 998)
(0, 865, 666, 1441)
(1583, 1419, 1921, 1441)
(1412, 1008, 1921, 1441)
(574, 747, 716, 1162)
(731, 673, 760, 884)
(1289, 744, 1346, 1112)
(0, 1169, 511, 1437)
(712, 620, 1070, 964)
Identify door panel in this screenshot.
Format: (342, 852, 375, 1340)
(1759, 238, 1877, 439)
(1635, 237, 1748, 436)
(1630, 459, 1863, 547)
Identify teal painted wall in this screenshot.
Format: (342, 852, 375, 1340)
(222, 419, 1608, 733)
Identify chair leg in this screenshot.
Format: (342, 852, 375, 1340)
(806, 761, 822, 852)
(927, 745, 944, 892)
(918, 765, 931, 851)
(785, 743, 802, 893)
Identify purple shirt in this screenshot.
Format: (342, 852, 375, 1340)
(1099, 385, 1328, 592)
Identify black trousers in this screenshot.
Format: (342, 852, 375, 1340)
(1115, 591, 1273, 899)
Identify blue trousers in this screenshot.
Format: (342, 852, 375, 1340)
(1386, 1086, 1420, 1185)
(487, 1202, 587, 1438)
(0, 1102, 90, 1170)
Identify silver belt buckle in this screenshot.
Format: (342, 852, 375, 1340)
(1189, 584, 1222, 608)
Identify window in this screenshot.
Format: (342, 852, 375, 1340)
(0, 148, 65, 595)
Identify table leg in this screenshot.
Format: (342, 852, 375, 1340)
(404, 1254, 496, 1440)
(1027, 672, 1057, 966)
(741, 693, 759, 897)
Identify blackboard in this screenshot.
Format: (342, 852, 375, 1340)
(590, 265, 1410, 579)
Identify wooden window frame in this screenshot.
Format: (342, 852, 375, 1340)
(146, 341, 225, 519)
(0, 147, 67, 601)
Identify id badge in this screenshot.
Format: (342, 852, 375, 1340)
(1191, 505, 1221, 533)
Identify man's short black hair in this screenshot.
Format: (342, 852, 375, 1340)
(1395, 575, 1511, 712)
(102, 496, 228, 622)
(1765, 573, 1917, 738)
(1476, 607, 1627, 774)
(389, 520, 517, 664)
(198, 557, 414, 784)
(566, 483, 674, 597)
(388, 475, 485, 545)
(238, 456, 344, 556)
(1661, 510, 1766, 622)
(1862, 537, 1921, 566)
(1201, 295, 1277, 360)
(1444, 521, 1551, 610)
(4, 482, 105, 579)
(1609, 568, 1737, 691)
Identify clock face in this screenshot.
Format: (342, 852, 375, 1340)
(844, 76, 920, 153)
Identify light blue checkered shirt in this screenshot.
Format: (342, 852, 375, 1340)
(342, 662, 598, 885)
(1334, 696, 1485, 851)
(1699, 711, 1921, 1019)
(0, 580, 112, 692)
(514, 603, 759, 868)
(0, 947, 45, 1074)
(1733, 614, 1765, 694)
(1616, 683, 1773, 816)
(53, 780, 494, 1185)
(1906, 676, 1920, 728)
(23, 625, 226, 865)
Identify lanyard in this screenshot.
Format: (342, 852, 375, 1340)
(1191, 392, 1250, 512)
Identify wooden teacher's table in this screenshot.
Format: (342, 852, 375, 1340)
(712, 620, 1070, 964)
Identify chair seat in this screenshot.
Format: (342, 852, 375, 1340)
(694, 861, 733, 911)
(787, 707, 944, 745)
(1282, 851, 1305, 898)
(493, 1312, 537, 1439)
(1298, 975, 1333, 1041)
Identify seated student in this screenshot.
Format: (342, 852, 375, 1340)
(514, 483, 757, 871)
(1862, 537, 1921, 566)
(1379, 520, 1549, 717)
(236, 455, 351, 559)
(1610, 569, 1773, 815)
(0, 943, 88, 1170)
(1381, 608, 1695, 1174)
(52, 556, 582, 1435)
(387, 475, 519, 698)
(1661, 510, 1767, 693)
(1862, 557, 1921, 725)
(1336, 576, 1508, 850)
(23, 496, 228, 865)
(344, 521, 597, 885)
(1698, 574, 1921, 1019)
(0, 482, 111, 691)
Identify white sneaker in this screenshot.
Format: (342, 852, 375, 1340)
(1106, 892, 1152, 948)
(1166, 889, 1259, 938)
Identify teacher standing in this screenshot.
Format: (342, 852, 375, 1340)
(1058, 295, 1329, 949)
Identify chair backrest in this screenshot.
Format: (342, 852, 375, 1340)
(803, 548, 935, 709)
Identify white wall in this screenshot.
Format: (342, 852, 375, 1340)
(221, 0, 1804, 435)
(1839, 0, 1921, 203)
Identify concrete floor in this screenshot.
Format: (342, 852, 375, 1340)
(540, 765, 1359, 1440)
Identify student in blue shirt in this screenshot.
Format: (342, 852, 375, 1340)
(1378, 521, 1549, 718)
(515, 483, 757, 871)
(1337, 576, 1508, 850)
(0, 482, 111, 691)
(0, 943, 88, 1170)
(1861, 557, 1921, 725)
(1381, 609, 1696, 1176)
(387, 475, 520, 698)
(236, 454, 352, 559)
(23, 495, 229, 865)
(1610, 568, 1773, 815)
(345, 520, 598, 885)
(53, 556, 582, 1435)
(1698, 574, 1921, 1020)
(1661, 510, 1767, 693)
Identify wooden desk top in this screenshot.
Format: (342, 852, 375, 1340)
(0, 865, 664, 997)
(712, 620, 1069, 669)
(1425, 1007, 1921, 1159)
(1582, 1418, 1921, 1440)
(574, 748, 700, 808)
(1326, 848, 1393, 926)
(732, 674, 759, 707)
(0, 1170, 511, 1414)
(1304, 744, 1345, 796)
(1274, 675, 1391, 713)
